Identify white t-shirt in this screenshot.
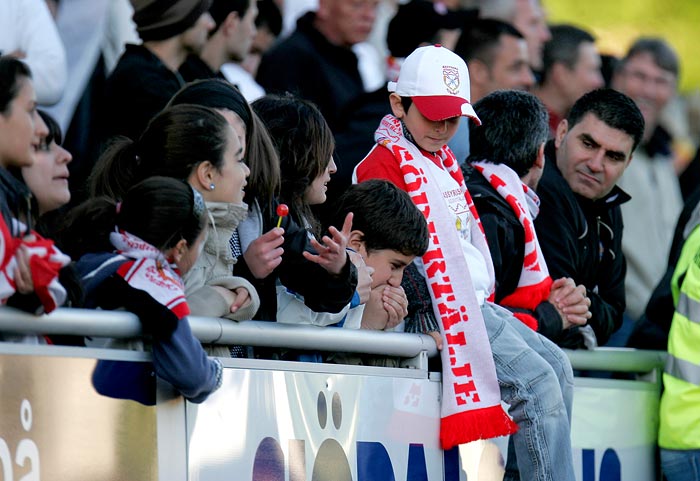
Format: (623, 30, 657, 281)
(414, 157, 491, 305)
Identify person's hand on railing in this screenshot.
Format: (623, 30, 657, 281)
(210, 286, 253, 314)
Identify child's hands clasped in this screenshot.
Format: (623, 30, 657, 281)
(361, 285, 408, 331)
(382, 285, 408, 329)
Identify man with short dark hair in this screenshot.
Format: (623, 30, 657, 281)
(464, 90, 590, 342)
(103, 0, 215, 141)
(449, 18, 534, 162)
(611, 38, 683, 334)
(179, 0, 258, 82)
(534, 24, 604, 136)
(455, 18, 535, 103)
(535, 88, 645, 349)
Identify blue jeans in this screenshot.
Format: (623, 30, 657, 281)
(662, 448, 700, 481)
(482, 302, 575, 481)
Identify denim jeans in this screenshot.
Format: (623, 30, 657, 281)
(481, 302, 576, 481)
(662, 448, 700, 481)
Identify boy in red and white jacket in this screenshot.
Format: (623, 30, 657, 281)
(353, 45, 576, 481)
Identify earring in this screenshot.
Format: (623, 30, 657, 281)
(209, 183, 215, 191)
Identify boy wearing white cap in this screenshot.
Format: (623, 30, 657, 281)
(353, 45, 575, 481)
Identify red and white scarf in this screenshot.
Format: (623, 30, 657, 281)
(0, 217, 70, 313)
(110, 230, 190, 319)
(472, 162, 552, 330)
(375, 115, 517, 449)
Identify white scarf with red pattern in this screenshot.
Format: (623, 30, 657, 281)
(375, 115, 517, 449)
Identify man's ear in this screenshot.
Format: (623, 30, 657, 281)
(348, 230, 366, 254)
(535, 142, 546, 169)
(222, 11, 241, 35)
(468, 59, 489, 89)
(550, 62, 570, 87)
(554, 119, 569, 149)
(389, 93, 405, 119)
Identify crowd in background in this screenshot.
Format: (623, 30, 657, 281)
(2, 0, 700, 479)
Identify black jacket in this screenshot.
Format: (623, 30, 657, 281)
(534, 141, 630, 348)
(103, 44, 185, 142)
(463, 164, 563, 342)
(233, 199, 358, 321)
(179, 54, 226, 83)
(256, 12, 365, 133)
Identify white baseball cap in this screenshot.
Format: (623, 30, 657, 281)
(388, 44, 480, 125)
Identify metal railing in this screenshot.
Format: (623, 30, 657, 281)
(0, 306, 667, 374)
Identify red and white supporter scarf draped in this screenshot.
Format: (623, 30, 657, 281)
(110, 230, 190, 320)
(472, 162, 553, 330)
(375, 115, 517, 449)
(0, 216, 70, 313)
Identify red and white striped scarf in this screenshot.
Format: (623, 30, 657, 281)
(110, 230, 190, 319)
(472, 162, 552, 330)
(0, 216, 70, 313)
(375, 115, 517, 449)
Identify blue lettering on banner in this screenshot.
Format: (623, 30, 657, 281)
(582, 448, 621, 481)
(252, 438, 461, 481)
(251, 390, 460, 480)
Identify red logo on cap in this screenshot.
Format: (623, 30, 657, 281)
(443, 66, 460, 95)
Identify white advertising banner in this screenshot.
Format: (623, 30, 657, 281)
(571, 378, 659, 481)
(187, 367, 460, 481)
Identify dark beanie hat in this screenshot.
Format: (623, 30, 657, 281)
(130, 0, 214, 41)
(387, 0, 478, 58)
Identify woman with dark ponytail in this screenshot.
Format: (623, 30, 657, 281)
(65, 176, 222, 405)
(86, 104, 260, 350)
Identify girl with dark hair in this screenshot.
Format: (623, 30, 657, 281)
(166, 80, 359, 324)
(86, 104, 260, 339)
(0, 57, 69, 318)
(252, 94, 370, 328)
(66, 176, 223, 405)
(22, 110, 73, 217)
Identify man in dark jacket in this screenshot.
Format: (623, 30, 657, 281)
(535, 88, 644, 349)
(463, 90, 591, 344)
(255, 0, 377, 133)
(102, 0, 215, 142)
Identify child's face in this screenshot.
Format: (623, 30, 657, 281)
(390, 94, 461, 153)
(304, 157, 337, 205)
(361, 247, 415, 289)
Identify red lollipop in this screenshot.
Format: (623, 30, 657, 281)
(276, 203, 289, 227)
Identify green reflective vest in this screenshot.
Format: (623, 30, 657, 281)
(659, 225, 700, 449)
